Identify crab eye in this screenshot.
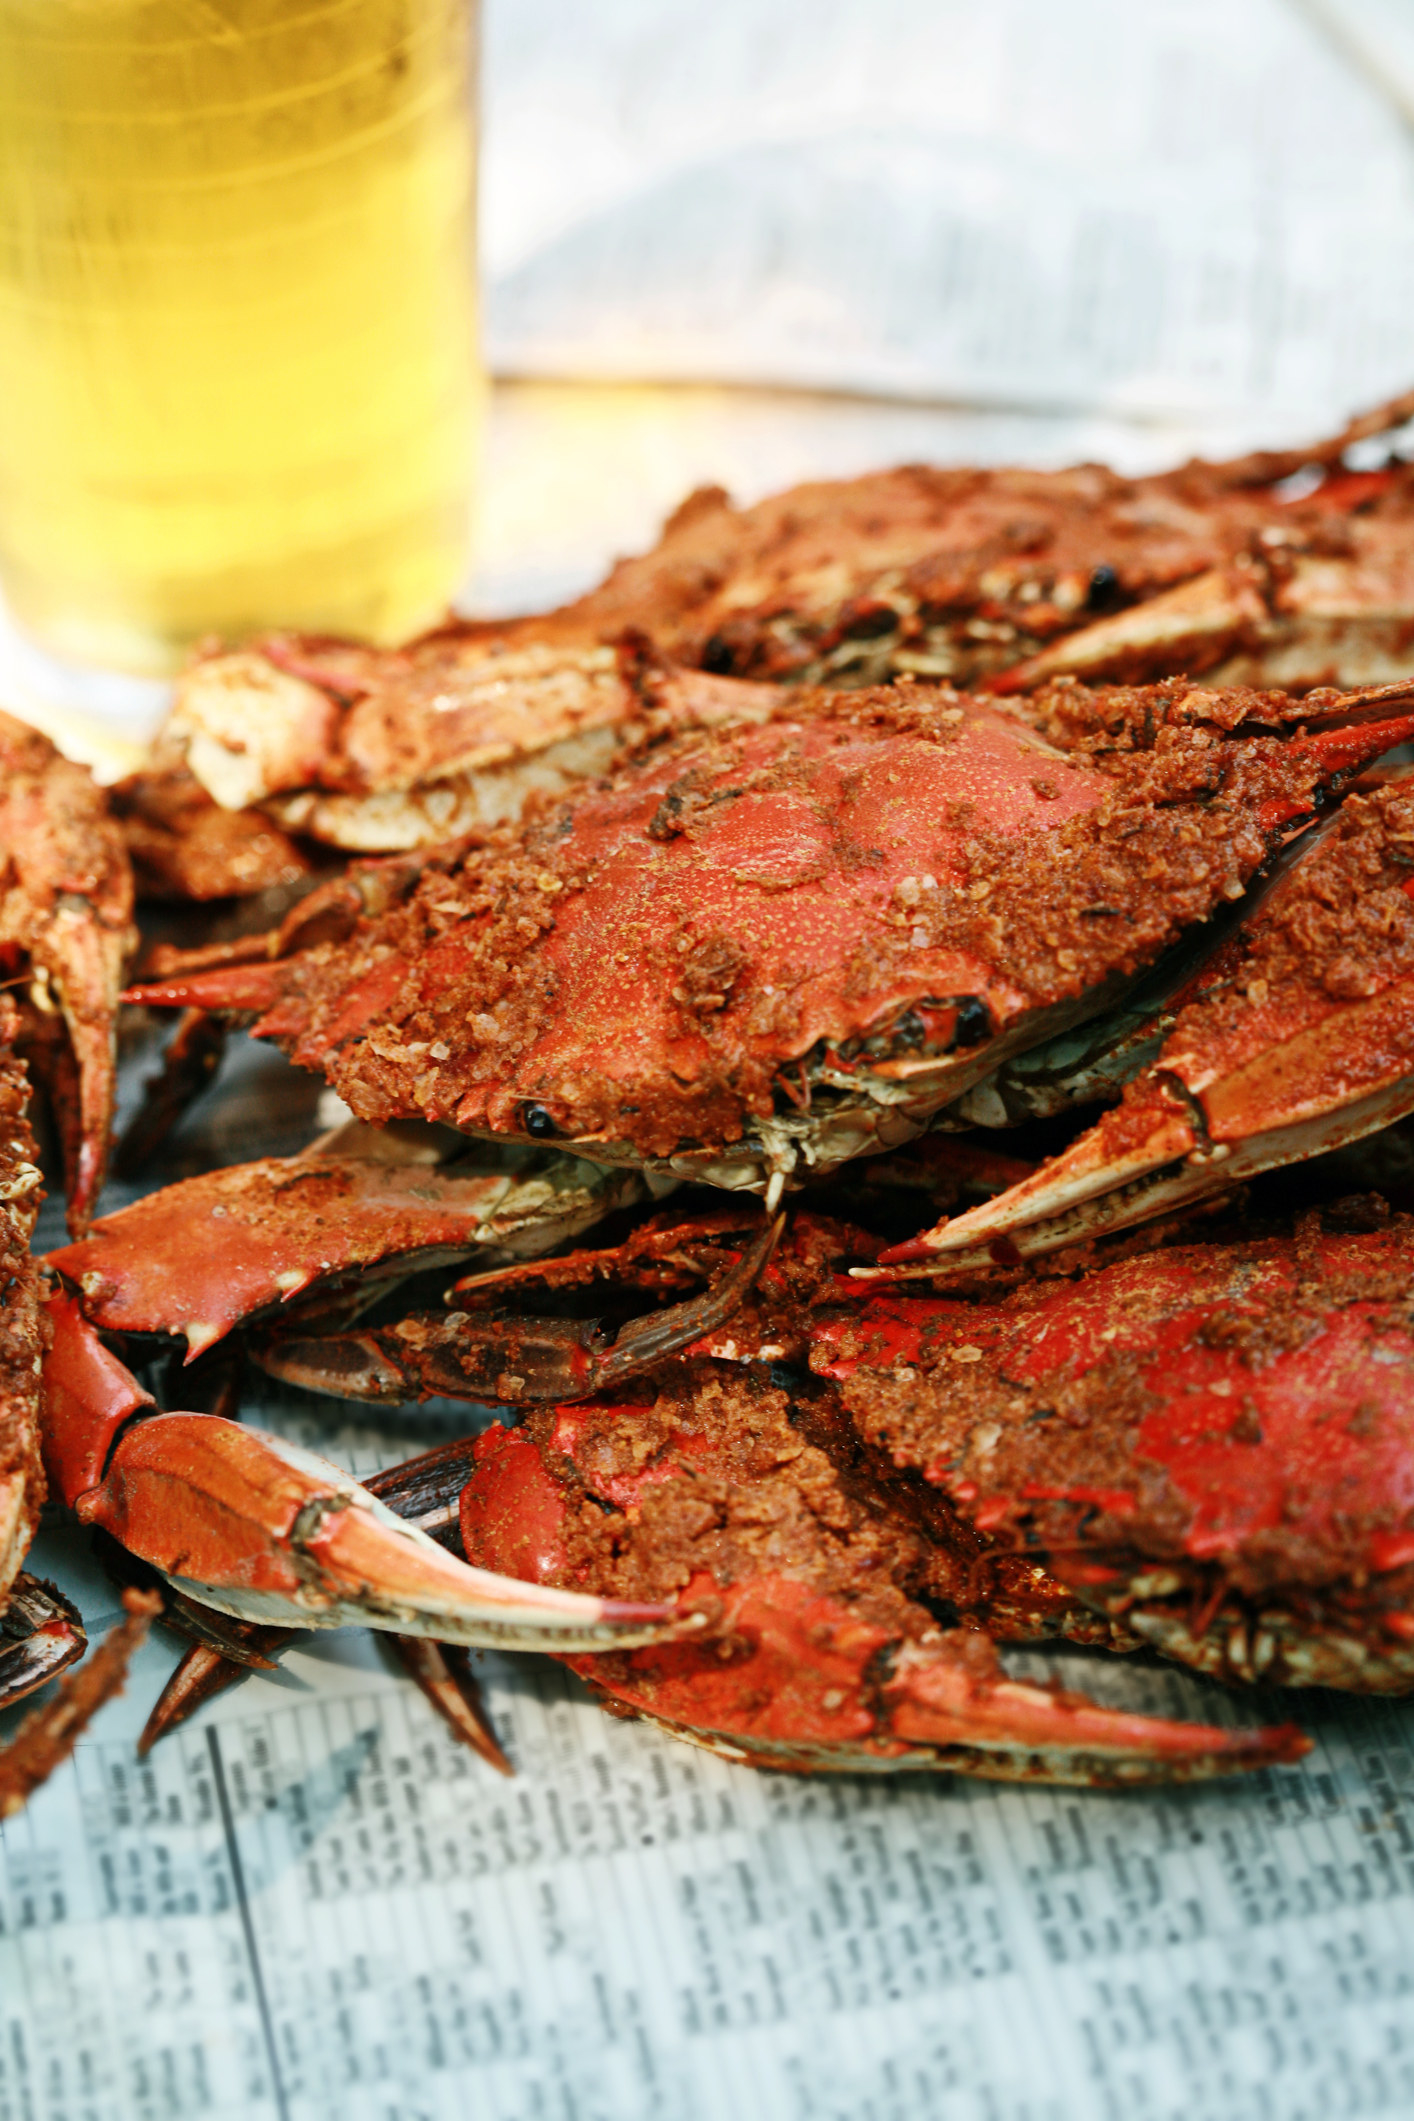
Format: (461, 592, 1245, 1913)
(700, 634, 736, 674)
(1087, 564, 1123, 613)
(520, 1102, 560, 1139)
(950, 997, 993, 1049)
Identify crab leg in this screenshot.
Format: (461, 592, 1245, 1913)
(49, 1136, 649, 1360)
(113, 1009, 229, 1177)
(41, 1294, 681, 1653)
(137, 1437, 517, 1757)
(252, 1214, 783, 1405)
(882, 782, 1414, 1269)
(0, 1590, 158, 1819)
(137, 1632, 294, 1756)
(387, 1637, 514, 1775)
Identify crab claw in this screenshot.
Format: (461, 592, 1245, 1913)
(883, 780, 1414, 1269)
(70, 1415, 680, 1651)
(560, 1572, 1306, 1784)
(0, 1577, 86, 1712)
(880, 1632, 1305, 1782)
(251, 1213, 784, 1405)
(49, 1139, 646, 1361)
(604, 1592, 1306, 1783)
(135, 1436, 531, 1756)
(41, 1291, 678, 1652)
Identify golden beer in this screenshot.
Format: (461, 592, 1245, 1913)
(0, 0, 480, 671)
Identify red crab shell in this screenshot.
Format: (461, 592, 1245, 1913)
(819, 1216, 1414, 1689)
(0, 709, 134, 1231)
(125, 682, 1414, 1190)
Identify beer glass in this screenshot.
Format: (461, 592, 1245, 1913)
(0, 0, 481, 673)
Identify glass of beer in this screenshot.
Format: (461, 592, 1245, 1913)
(0, 0, 481, 673)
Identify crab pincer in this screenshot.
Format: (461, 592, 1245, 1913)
(39, 1290, 680, 1653)
(47, 1122, 650, 1362)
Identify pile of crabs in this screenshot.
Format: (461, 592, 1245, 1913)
(7, 388, 1414, 1811)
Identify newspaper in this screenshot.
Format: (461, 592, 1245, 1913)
(4, 1012, 1414, 2121)
(483, 0, 1414, 429)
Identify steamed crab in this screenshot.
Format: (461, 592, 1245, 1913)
(121, 390, 1414, 884)
(16, 611, 1414, 1799)
(452, 1205, 1414, 1775)
(61, 1185, 1414, 1785)
(44, 664, 1407, 1781)
(36, 1165, 1315, 1785)
(125, 676, 1414, 1217)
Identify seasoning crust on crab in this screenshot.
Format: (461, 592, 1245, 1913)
(450, 1208, 1414, 1782)
(824, 1214, 1414, 1693)
(0, 709, 134, 1231)
(457, 1359, 1306, 1786)
(126, 678, 1414, 1198)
